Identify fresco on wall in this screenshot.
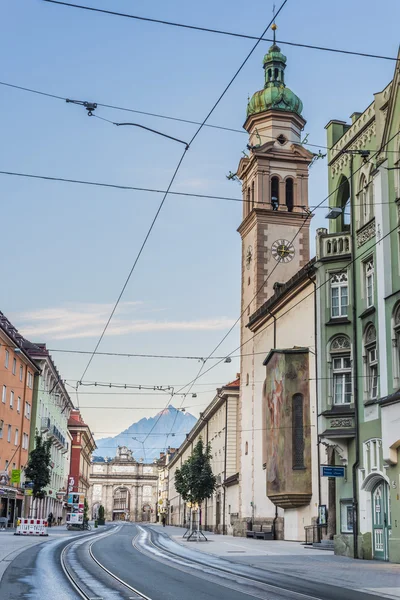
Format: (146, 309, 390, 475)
(263, 349, 312, 508)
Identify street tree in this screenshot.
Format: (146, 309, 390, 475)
(24, 433, 52, 499)
(175, 438, 216, 536)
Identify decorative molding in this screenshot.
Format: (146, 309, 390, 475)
(356, 219, 376, 248)
(331, 335, 351, 351)
(329, 417, 353, 428)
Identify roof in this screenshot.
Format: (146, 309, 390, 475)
(263, 347, 309, 367)
(0, 311, 40, 371)
(248, 258, 316, 328)
(68, 410, 89, 428)
(223, 375, 240, 389)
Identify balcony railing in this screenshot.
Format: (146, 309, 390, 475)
(50, 425, 66, 448)
(316, 229, 351, 261)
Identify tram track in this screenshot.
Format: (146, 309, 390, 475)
(60, 525, 152, 600)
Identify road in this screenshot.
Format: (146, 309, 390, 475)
(0, 523, 387, 600)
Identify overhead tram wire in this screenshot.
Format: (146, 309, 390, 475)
(41, 1, 397, 62)
(0, 168, 397, 209)
(1, 79, 398, 154)
(175, 128, 400, 396)
(75, 0, 288, 387)
(135, 2, 290, 447)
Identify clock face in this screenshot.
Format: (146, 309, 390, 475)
(246, 245, 253, 270)
(271, 239, 295, 263)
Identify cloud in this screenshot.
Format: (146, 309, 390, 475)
(15, 302, 236, 340)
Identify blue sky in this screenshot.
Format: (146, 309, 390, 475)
(1, 0, 399, 448)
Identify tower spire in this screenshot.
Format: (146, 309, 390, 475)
(271, 4, 277, 44)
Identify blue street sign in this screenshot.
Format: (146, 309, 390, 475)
(320, 466, 345, 478)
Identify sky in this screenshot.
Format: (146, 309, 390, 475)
(1, 0, 399, 452)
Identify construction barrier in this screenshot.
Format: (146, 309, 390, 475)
(14, 518, 49, 536)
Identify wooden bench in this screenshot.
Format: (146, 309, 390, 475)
(246, 524, 274, 540)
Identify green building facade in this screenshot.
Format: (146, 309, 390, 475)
(316, 49, 400, 561)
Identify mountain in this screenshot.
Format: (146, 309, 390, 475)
(93, 406, 197, 462)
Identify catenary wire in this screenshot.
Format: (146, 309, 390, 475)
(0, 169, 398, 208)
(175, 129, 400, 395)
(41, 1, 398, 62)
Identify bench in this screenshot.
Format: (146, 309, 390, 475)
(246, 524, 274, 540)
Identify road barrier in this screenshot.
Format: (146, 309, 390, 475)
(14, 518, 49, 536)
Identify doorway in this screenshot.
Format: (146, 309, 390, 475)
(372, 481, 390, 560)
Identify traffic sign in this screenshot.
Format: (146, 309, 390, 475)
(320, 465, 345, 478)
(11, 469, 21, 483)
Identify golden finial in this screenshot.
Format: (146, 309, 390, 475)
(271, 23, 277, 44)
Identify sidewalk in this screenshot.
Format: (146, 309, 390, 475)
(0, 523, 97, 583)
(153, 524, 400, 600)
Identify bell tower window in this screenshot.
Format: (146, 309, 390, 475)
(274, 68, 279, 80)
(286, 178, 294, 212)
(271, 177, 279, 211)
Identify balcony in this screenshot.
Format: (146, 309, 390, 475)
(41, 417, 51, 433)
(49, 425, 66, 449)
(316, 229, 351, 261)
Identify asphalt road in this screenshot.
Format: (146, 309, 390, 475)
(0, 523, 387, 600)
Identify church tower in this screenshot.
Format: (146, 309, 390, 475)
(236, 27, 315, 533)
(237, 30, 313, 317)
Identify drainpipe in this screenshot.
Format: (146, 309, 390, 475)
(307, 270, 322, 542)
(223, 396, 228, 535)
(266, 308, 277, 349)
(349, 153, 360, 560)
(205, 420, 209, 531)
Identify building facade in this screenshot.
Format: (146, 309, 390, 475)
(68, 409, 96, 500)
(88, 446, 158, 522)
(23, 343, 74, 520)
(168, 378, 240, 534)
(235, 37, 319, 541)
(0, 313, 39, 525)
(157, 447, 176, 523)
(316, 48, 400, 561)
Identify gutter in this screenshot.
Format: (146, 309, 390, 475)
(350, 154, 360, 560)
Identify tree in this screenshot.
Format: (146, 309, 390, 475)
(175, 438, 216, 510)
(83, 497, 89, 523)
(98, 504, 105, 525)
(24, 433, 52, 499)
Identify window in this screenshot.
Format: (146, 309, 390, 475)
(19, 365, 23, 382)
(340, 500, 354, 533)
(333, 356, 352, 404)
(7, 425, 12, 443)
(0, 420, 3, 439)
(292, 394, 304, 469)
(22, 433, 29, 450)
(14, 429, 19, 445)
(246, 373, 249, 386)
(392, 304, 400, 383)
(10, 391, 14, 409)
(12, 358, 16, 375)
(330, 335, 352, 405)
(251, 181, 255, 210)
(17, 397, 21, 412)
(2, 386, 6, 404)
(25, 403, 31, 420)
(331, 272, 348, 317)
(358, 174, 368, 226)
(285, 178, 294, 212)
(364, 324, 378, 401)
(365, 259, 374, 308)
(27, 371, 33, 389)
(5, 350, 9, 368)
(5, 460, 9, 471)
(245, 441, 248, 455)
(271, 176, 279, 211)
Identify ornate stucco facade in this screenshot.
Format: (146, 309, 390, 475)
(317, 47, 400, 561)
(88, 446, 158, 522)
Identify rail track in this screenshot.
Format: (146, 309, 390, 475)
(60, 526, 152, 600)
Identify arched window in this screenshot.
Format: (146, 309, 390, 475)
(246, 373, 249, 386)
(268, 69, 272, 81)
(364, 324, 378, 401)
(245, 441, 249, 455)
(246, 187, 251, 214)
(358, 174, 367, 226)
(336, 176, 350, 232)
(285, 178, 294, 212)
(271, 177, 279, 211)
(392, 303, 400, 383)
(274, 67, 279, 80)
(292, 394, 304, 469)
(330, 335, 352, 404)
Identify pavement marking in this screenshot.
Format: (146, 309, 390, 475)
(222, 541, 272, 555)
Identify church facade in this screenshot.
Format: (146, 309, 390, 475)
(235, 34, 320, 540)
(88, 446, 158, 522)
